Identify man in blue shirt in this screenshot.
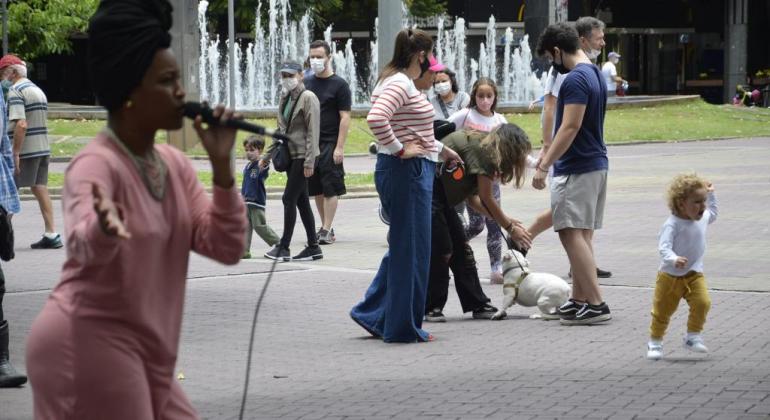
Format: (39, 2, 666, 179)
(533, 22, 610, 325)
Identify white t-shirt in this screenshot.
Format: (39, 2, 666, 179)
(658, 192, 718, 276)
(543, 66, 566, 98)
(602, 61, 617, 92)
(447, 108, 507, 133)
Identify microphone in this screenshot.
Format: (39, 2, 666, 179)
(182, 102, 289, 141)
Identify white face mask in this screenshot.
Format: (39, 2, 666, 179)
(586, 48, 601, 60)
(434, 81, 451, 95)
(309, 58, 326, 74)
(281, 76, 299, 93)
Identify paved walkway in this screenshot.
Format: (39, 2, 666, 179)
(1, 138, 769, 419)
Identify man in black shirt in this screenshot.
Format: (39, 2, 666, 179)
(304, 40, 352, 245)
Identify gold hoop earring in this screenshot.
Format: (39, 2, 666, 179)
(125, 100, 133, 109)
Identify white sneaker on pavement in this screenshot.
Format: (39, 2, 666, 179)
(683, 334, 709, 353)
(646, 341, 663, 360)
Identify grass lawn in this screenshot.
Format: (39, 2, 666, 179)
(47, 99, 770, 159)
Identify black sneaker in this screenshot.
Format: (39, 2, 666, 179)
(560, 302, 611, 325)
(264, 244, 291, 262)
(31, 234, 63, 249)
(556, 298, 582, 319)
(292, 244, 323, 261)
(424, 308, 446, 322)
(472, 303, 499, 320)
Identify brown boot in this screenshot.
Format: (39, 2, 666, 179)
(0, 320, 27, 387)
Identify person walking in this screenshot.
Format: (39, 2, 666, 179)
(533, 22, 611, 325)
(304, 40, 352, 245)
(447, 77, 509, 284)
(350, 28, 460, 343)
(241, 135, 280, 258)
(647, 174, 717, 360)
(528, 17, 612, 279)
(261, 61, 322, 262)
(602, 52, 626, 96)
(0, 77, 26, 389)
(25, 1, 247, 417)
(0, 54, 61, 249)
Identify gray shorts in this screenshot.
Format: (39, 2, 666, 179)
(15, 156, 50, 188)
(550, 169, 607, 231)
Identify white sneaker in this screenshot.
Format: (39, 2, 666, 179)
(646, 342, 663, 360)
(683, 335, 709, 353)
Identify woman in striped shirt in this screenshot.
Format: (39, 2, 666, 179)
(350, 28, 461, 343)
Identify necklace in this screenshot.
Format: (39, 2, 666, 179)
(102, 127, 168, 201)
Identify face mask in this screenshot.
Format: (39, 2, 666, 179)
(418, 54, 431, 78)
(434, 82, 451, 95)
(586, 48, 601, 60)
(0, 79, 11, 92)
(476, 97, 494, 113)
(309, 58, 326, 74)
(552, 50, 570, 74)
(281, 77, 299, 93)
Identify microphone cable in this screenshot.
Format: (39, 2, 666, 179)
(238, 256, 279, 420)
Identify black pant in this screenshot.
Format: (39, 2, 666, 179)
(426, 178, 490, 313)
(280, 158, 317, 248)
(0, 265, 5, 322)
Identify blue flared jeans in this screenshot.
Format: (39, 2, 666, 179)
(350, 155, 434, 343)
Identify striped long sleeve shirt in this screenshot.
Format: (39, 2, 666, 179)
(366, 72, 441, 162)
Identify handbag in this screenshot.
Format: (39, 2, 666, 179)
(438, 162, 477, 207)
(271, 138, 291, 172)
(0, 205, 15, 261)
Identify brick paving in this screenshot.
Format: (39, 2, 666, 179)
(1, 137, 769, 419)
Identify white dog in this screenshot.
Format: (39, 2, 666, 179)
(491, 249, 571, 320)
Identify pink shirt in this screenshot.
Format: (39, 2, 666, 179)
(52, 132, 246, 364)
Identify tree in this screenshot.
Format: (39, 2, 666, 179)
(7, 0, 98, 60)
(405, 0, 447, 18)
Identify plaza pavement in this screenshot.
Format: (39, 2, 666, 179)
(1, 137, 769, 419)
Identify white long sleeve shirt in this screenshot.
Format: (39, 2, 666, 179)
(658, 192, 718, 276)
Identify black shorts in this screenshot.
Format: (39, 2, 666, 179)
(308, 142, 346, 197)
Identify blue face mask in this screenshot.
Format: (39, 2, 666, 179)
(1, 79, 11, 92)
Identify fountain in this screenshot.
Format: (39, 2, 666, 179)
(197, 1, 545, 109)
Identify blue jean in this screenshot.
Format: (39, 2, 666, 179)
(350, 155, 434, 343)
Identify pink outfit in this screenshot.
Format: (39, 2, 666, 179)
(25, 133, 246, 419)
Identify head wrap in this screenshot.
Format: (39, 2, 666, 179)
(87, 0, 173, 111)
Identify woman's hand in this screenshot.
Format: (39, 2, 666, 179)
(439, 145, 464, 167)
(93, 184, 131, 239)
(304, 167, 314, 178)
(193, 103, 237, 187)
(400, 142, 428, 159)
(507, 223, 532, 251)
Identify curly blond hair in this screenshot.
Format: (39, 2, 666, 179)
(667, 173, 708, 216)
(480, 123, 532, 187)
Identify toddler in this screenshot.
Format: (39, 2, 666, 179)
(647, 173, 717, 360)
(241, 136, 280, 258)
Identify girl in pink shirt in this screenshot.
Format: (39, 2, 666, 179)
(25, 2, 246, 418)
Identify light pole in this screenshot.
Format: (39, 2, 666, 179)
(2, 0, 8, 56)
(377, 0, 404, 76)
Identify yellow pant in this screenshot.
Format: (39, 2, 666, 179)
(649, 271, 711, 340)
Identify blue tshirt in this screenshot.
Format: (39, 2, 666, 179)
(241, 161, 269, 208)
(553, 63, 608, 176)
